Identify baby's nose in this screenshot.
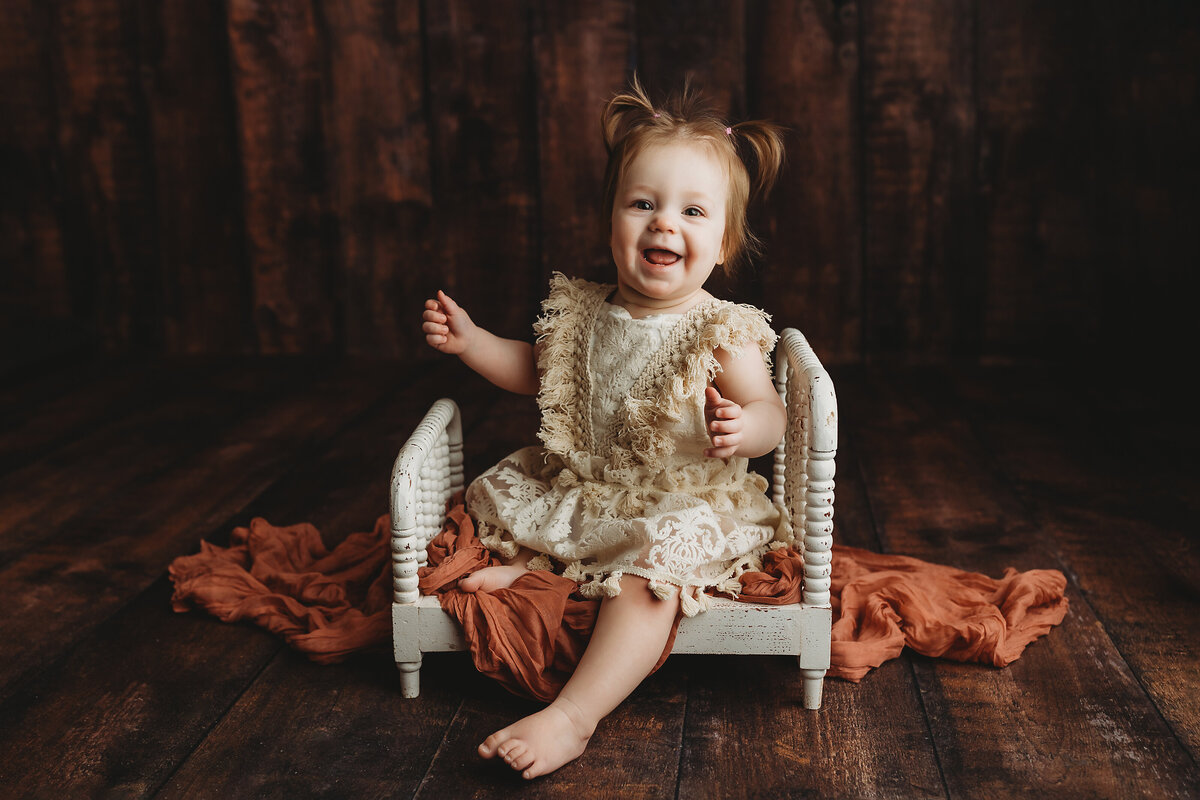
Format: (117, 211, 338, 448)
(649, 212, 677, 233)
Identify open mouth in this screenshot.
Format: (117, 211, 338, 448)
(642, 248, 681, 266)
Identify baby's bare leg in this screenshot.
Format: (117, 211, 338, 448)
(478, 575, 680, 779)
(458, 546, 537, 593)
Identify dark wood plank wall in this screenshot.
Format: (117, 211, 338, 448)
(3, 0, 1198, 364)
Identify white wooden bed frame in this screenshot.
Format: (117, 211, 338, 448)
(390, 328, 836, 709)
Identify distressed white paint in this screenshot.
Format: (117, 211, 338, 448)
(392, 329, 837, 709)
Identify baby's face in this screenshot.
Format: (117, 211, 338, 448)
(610, 140, 727, 310)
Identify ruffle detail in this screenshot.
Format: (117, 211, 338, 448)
(610, 300, 777, 472)
(533, 273, 607, 459)
(531, 273, 778, 475)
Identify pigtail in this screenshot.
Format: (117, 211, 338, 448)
(730, 121, 786, 203)
(601, 74, 658, 153)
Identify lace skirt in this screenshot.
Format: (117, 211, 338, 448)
(464, 446, 787, 615)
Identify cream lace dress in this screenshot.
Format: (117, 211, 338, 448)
(465, 273, 789, 616)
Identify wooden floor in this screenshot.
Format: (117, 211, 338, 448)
(1, 355, 1197, 799)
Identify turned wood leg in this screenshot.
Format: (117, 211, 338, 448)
(801, 667, 826, 710)
(398, 657, 422, 699)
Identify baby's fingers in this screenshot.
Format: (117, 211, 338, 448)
(705, 441, 740, 458)
(709, 417, 743, 435)
(422, 320, 449, 335)
(708, 402, 742, 422)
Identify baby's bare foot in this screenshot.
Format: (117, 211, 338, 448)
(458, 564, 529, 593)
(477, 698, 595, 780)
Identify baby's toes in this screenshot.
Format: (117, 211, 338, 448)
(502, 741, 534, 771)
(479, 733, 505, 758)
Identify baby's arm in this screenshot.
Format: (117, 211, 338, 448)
(705, 342, 787, 458)
(422, 290, 539, 395)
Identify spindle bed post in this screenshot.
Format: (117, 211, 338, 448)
(775, 329, 837, 710)
(390, 398, 462, 698)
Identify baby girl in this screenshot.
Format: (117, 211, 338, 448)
(422, 77, 786, 779)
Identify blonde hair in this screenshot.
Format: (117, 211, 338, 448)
(601, 75, 785, 274)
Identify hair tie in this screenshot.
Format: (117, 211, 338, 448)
(724, 126, 733, 135)
(653, 112, 661, 118)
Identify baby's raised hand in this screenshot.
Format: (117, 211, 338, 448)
(704, 385, 744, 458)
(422, 290, 476, 354)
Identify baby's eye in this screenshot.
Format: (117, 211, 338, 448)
(633, 200, 653, 211)
(683, 206, 705, 217)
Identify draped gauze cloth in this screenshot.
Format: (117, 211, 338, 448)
(169, 502, 1069, 701)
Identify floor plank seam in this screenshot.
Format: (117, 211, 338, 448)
(672, 670, 691, 800)
(145, 644, 287, 798)
(906, 658, 953, 800)
(411, 698, 467, 800)
(853, 434, 952, 799)
(0, 388, 158, 479)
(1017, 498, 1199, 770)
(0, 572, 179, 709)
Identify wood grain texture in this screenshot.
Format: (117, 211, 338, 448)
(0, 361, 152, 477)
(0, 361, 298, 563)
(227, 0, 337, 353)
(946, 367, 1200, 760)
(635, 0, 744, 121)
(1088, 2, 1200, 366)
(847, 369, 1200, 797)
(749, 0, 863, 362)
(157, 649, 466, 799)
(0, 575, 284, 798)
(4, 4, 1198, 365)
(139, 0, 251, 354)
(0, 0, 69, 323)
(533, 0, 635, 287)
(976, 1, 1133, 364)
(0, 361, 396, 697)
(52, 0, 162, 353)
(859, 0, 981, 363)
(322, 0, 432, 358)
(414, 664, 686, 799)
(425, 0, 542, 343)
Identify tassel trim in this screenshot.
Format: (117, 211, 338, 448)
(526, 554, 554, 572)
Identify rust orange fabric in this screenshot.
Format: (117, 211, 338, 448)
(168, 515, 394, 663)
(169, 502, 1069, 698)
